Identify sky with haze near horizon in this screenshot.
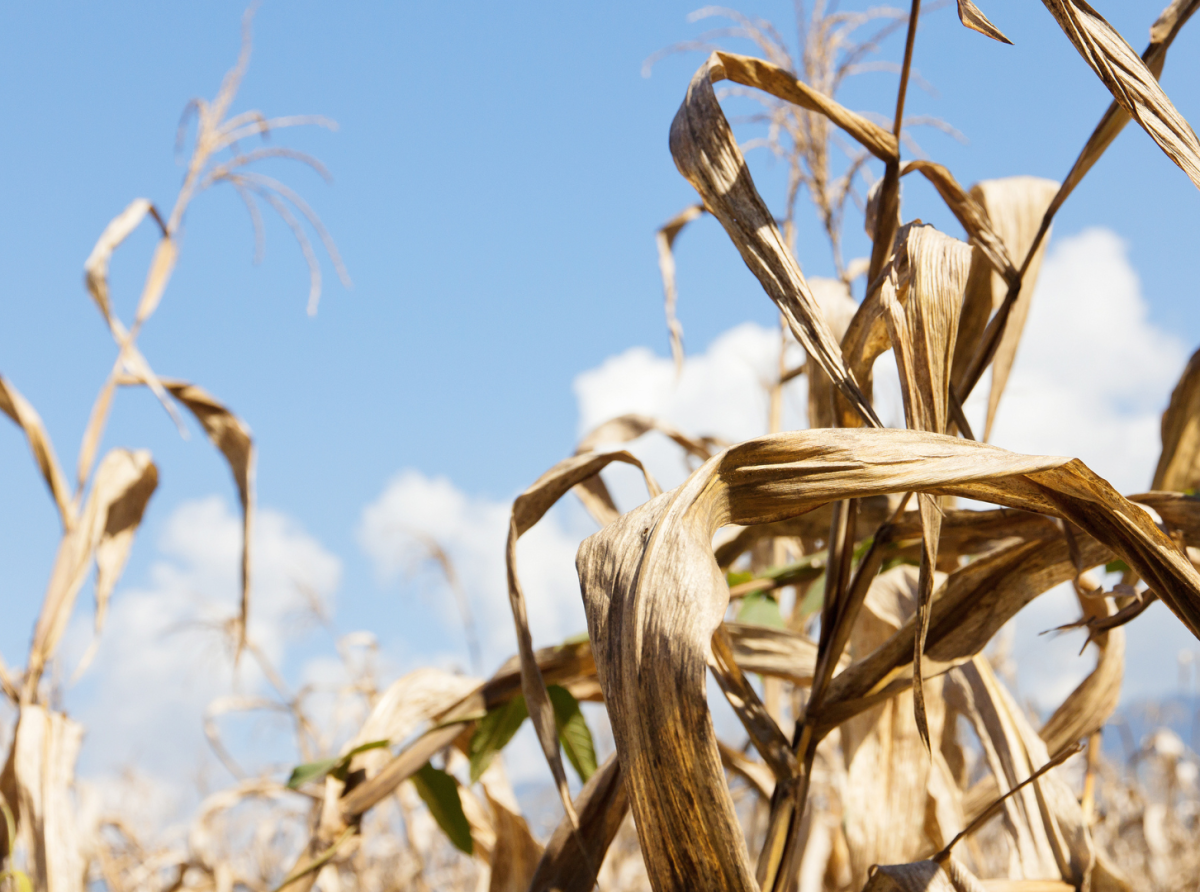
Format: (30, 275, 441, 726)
(2, 0, 1200, 807)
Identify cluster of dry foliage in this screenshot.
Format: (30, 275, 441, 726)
(6, 1, 1200, 890)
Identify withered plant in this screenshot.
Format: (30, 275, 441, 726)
(8, 2, 1200, 892)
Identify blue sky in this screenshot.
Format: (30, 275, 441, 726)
(2, 1, 1200, 789)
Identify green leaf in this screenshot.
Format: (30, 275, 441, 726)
(412, 762, 473, 855)
(468, 694, 528, 783)
(285, 739, 390, 790)
(726, 569, 755, 587)
(1106, 559, 1131, 575)
(548, 684, 597, 782)
(736, 591, 786, 628)
(287, 757, 340, 790)
(796, 572, 825, 621)
(561, 631, 591, 645)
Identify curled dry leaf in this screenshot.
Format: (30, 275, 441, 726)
(0, 376, 72, 528)
(83, 199, 162, 322)
(1049, 0, 1200, 221)
(577, 427, 1200, 890)
(24, 449, 158, 698)
(528, 754, 628, 892)
(955, 177, 1060, 441)
(506, 450, 658, 826)
(1152, 345, 1200, 492)
(958, 0, 1013, 44)
(115, 375, 256, 655)
(655, 204, 706, 372)
(841, 566, 961, 889)
(805, 277, 860, 429)
(1039, 0, 1200, 190)
(670, 50, 885, 428)
(953, 0, 1200, 412)
(573, 414, 717, 527)
(900, 162, 1019, 288)
(878, 223, 970, 747)
(946, 657, 1092, 885)
(163, 380, 254, 652)
(81, 200, 184, 453)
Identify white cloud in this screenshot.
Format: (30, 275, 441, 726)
(65, 497, 341, 793)
(348, 229, 1194, 782)
(357, 470, 590, 674)
(970, 227, 1185, 494)
(973, 229, 1191, 704)
(568, 231, 1194, 706)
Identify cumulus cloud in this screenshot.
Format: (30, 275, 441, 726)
(567, 231, 1193, 706)
(64, 497, 341, 795)
(970, 228, 1185, 493)
(966, 229, 1190, 706)
(357, 470, 590, 672)
(351, 230, 1192, 758)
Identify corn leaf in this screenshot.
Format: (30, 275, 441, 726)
(547, 685, 597, 784)
(412, 763, 473, 856)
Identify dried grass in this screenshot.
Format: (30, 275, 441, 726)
(6, 3, 1200, 892)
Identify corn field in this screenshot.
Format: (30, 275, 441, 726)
(5, 1, 1200, 890)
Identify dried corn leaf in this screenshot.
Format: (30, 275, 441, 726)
(83, 199, 160, 321)
(862, 861, 955, 892)
(958, 0, 1013, 44)
(10, 706, 86, 892)
(656, 204, 706, 371)
(577, 428, 1200, 889)
(528, 754, 628, 892)
(711, 53, 899, 162)
(0, 376, 72, 528)
(573, 414, 717, 526)
(25, 449, 157, 697)
(947, 658, 1092, 884)
(726, 622, 835, 686)
(956, 178, 1059, 441)
(817, 532, 1111, 732)
(841, 567, 958, 888)
(806, 277, 861, 429)
(952, 1, 1200, 411)
(485, 786, 543, 892)
(347, 667, 480, 777)
(710, 625, 797, 782)
(670, 52, 883, 428)
(1040, 0, 1200, 190)
(900, 162, 1018, 286)
(507, 450, 658, 826)
(81, 202, 184, 445)
(161, 380, 254, 651)
(1049, 0, 1200, 228)
(1152, 345, 1200, 491)
(133, 237, 178, 326)
(881, 224, 970, 747)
